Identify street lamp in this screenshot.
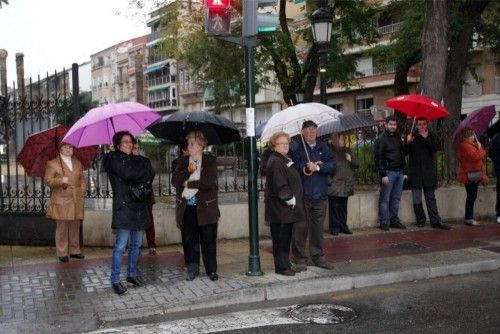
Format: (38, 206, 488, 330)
(310, 7, 332, 105)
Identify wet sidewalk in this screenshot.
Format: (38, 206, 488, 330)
(1, 220, 500, 333)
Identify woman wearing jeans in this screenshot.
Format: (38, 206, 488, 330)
(457, 128, 488, 227)
(104, 131, 155, 295)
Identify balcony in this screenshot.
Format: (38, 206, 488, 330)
(377, 22, 403, 35)
(354, 63, 396, 78)
(148, 54, 168, 65)
(148, 98, 177, 110)
(148, 75, 177, 87)
(147, 30, 163, 43)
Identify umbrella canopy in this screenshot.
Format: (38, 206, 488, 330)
(260, 103, 341, 143)
(63, 102, 161, 148)
(317, 113, 375, 137)
(452, 105, 496, 150)
(17, 124, 99, 177)
(147, 111, 241, 145)
(386, 94, 449, 121)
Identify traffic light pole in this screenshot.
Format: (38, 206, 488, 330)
(243, 36, 263, 276)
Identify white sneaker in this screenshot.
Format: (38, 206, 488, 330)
(496, 216, 500, 224)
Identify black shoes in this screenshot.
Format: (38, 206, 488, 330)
(331, 229, 339, 235)
(112, 282, 127, 295)
(416, 222, 425, 227)
(432, 223, 452, 230)
(126, 276, 145, 287)
(341, 229, 353, 235)
(208, 272, 219, 281)
(379, 224, 390, 231)
(390, 221, 406, 229)
(59, 256, 69, 262)
(69, 253, 85, 259)
(186, 270, 199, 281)
(275, 268, 295, 276)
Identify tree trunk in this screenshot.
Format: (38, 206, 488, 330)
(420, 0, 449, 101)
(393, 62, 413, 124)
(440, 0, 490, 183)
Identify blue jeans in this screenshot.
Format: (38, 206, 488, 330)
(378, 170, 404, 226)
(110, 229, 144, 284)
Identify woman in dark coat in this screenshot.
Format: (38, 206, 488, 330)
(104, 131, 155, 295)
(327, 133, 358, 235)
(265, 131, 305, 276)
(172, 131, 220, 281)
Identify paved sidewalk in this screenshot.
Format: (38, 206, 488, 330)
(1, 220, 500, 333)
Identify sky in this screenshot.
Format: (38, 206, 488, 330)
(0, 0, 151, 84)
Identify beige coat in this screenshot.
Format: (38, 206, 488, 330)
(44, 156, 86, 220)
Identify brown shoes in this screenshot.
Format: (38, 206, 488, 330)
(275, 268, 296, 276)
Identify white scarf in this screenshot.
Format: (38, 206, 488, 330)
(182, 155, 202, 200)
(60, 154, 73, 171)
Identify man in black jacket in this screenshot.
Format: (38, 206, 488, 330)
(488, 128, 500, 224)
(405, 119, 451, 230)
(374, 116, 407, 231)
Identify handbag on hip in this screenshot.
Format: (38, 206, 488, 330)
(129, 182, 152, 202)
(466, 170, 482, 183)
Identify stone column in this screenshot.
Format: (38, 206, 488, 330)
(0, 49, 7, 96)
(15, 53, 25, 98)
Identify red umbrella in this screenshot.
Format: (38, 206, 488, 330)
(386, 94, 449, 121)
(451, 105, 496, 150)
(17, 124, 99, 177)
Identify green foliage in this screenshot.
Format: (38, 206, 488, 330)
(55, 91, 98, 126)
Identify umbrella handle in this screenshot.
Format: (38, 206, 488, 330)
(410, 117, 416, 133)
(297, 121, 313, 176)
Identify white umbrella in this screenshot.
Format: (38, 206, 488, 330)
(260, 103, 341, 143)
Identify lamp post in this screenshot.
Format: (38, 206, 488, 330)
(310, 7, 332, 105)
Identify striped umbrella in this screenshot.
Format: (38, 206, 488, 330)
(317, 113, 375, 137)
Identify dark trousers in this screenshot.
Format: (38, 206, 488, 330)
(496, 177, 500, 217)
(270, 222, 293, 271)
(465, 182, 479, 220)
(411, 187, 443, 226)
(328, 196, 349, 233)
(180, 206, 218, 274)
(145, 204, 156, 248)
(291, 198, 327, 264)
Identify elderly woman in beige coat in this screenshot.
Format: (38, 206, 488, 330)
(44, 142, 86, 262)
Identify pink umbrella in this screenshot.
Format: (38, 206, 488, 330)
(451, 105, 496, 150)
(63, 102, 161, 148)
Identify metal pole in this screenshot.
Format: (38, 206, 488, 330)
(71, 63, 79, 124)
(319, 52, 326, 105)
(244, 36, 263, 276)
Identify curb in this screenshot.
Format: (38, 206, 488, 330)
(97, 257, 500, 323)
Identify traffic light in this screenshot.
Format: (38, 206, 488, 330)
(205, 0, 232, 36)
(243, 0, 279, 36)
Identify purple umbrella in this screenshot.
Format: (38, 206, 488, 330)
(63, 102, 161, 148)
(452, 105, 496, 150)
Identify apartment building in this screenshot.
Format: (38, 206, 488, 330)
(91, 35, 148, 105)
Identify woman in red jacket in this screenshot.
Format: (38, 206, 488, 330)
(457, 128, 489, 226)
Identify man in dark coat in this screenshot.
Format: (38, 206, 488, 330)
(405, 119, 450, 229)
(374, 115, 407, 231)
(104, 131, 155, 295)
(488, 128, 500, 224)
(289, 120, 336, 271)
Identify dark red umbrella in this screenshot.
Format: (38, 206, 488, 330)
(17, 124, 99, 177)
(386, 94, 449, 121)
(451, 105, 496, 150)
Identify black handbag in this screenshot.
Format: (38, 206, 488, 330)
(129, 182, 152, 202)
(467, 171, 482, 183)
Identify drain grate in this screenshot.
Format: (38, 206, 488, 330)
(287, 304, 357, 325)
(482, 246, 500, 254)
(391, 242, 426, 250)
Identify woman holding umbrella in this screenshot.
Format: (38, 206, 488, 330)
(104, 131, 155, 295)
(457, 128, 489, 226)
(172, 131, 221, 281)
(44, 141, 86, 262)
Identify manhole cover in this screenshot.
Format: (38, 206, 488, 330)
(287, 304, 357, 325)
(391, 242, 425, 250)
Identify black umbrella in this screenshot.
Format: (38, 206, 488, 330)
(487, 119, 500, 138)
(317, 113, 375, 137)
(147, 111, 241, 145)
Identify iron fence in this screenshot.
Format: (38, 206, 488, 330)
(0, 68, 495, 215)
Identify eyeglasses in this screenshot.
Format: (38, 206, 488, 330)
(120, 140, 133, 144)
